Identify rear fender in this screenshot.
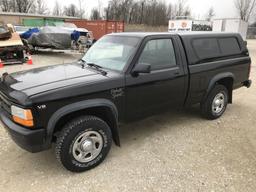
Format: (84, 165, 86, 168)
(203, 72, 235, 103)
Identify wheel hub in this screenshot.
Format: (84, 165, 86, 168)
(81, 139, 93, 152)
(214, 99, 221, 106)
(72, 130, 103, 163)
(212, 93, 225, 114)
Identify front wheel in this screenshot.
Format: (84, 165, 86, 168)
(55, 116, 112, 172)
(201, 85, 229, 120)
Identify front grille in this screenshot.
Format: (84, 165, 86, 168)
(0, 92, 11, 114)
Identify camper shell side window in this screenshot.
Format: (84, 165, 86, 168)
(191, 36, 242, 64)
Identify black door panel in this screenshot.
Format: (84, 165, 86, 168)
(125, 37, 187, 120)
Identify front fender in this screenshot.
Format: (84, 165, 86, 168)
(45, 99, 119, 146)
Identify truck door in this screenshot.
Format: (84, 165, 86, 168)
(125, 36, 187, 120)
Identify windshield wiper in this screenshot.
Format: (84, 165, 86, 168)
(87, 63, 103, 69)
(78, 59, 86, 68)
(79, 58, 86, 63)
(85, 62, 107, 76)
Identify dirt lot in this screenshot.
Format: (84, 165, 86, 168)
(0, 41, 256, 192)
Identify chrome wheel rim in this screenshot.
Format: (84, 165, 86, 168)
(212, 93, 225, 114)
(72, 130, 103, 163)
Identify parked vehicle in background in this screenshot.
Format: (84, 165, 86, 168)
(25, 26, 72, 50)
(0, 24, 26, 65)
(20, 23, 94, 52)
(55, 22, 95, 49)
(0, 32, 252, 172)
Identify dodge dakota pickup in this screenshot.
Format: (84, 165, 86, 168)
(0, 32, 252, 172)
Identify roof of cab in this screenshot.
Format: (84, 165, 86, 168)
(107, 32, 245, 66)
(107, 32, 241, 38)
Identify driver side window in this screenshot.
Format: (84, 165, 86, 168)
(138, 39, 177, 70)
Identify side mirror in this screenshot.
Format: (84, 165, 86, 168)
(132, 63, 151, 76)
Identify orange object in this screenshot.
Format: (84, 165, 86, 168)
(12, 109, 34, 127)
(13, 116, 34, 127)
(0, 59, 3, 68)
(24, 109, 33, 120)
(27, 55, 33, 65)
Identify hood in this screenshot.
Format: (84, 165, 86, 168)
(10, 63, 102, 90)
(0, 63, 108, 98)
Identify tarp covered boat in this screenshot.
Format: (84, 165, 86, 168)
(27, 26, 88, 49)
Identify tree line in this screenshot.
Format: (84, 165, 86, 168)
(0, 0, 85, 18)
(103, 0, 191, 26)
(0, 0, 255, 26)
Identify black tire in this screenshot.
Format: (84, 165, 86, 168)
(55, 116, 112, 172)
(201, 85, 229, 120)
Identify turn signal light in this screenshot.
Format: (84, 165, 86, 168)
(11, 106, 34, 127)
(13, 116, 34, 127)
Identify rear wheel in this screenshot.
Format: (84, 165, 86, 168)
(201, 85, 228, 120)
(55, 116, 112, 172)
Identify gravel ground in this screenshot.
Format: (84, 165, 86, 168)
(0, 41, 256, 192)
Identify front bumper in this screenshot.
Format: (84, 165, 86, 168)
(0, 109, 47, 153)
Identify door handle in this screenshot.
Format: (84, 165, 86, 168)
(174, 72, 180, 76)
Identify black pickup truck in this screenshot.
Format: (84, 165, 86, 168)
(0, 32, 252, 172)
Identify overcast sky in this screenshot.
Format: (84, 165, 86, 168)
(47, 0, 238, 19)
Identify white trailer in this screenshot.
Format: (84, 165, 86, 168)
(213, 19, 248, 40)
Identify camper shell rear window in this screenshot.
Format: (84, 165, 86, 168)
(192, 36, 241, 62)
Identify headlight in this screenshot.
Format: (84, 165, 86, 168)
(11, 106, 34, 127)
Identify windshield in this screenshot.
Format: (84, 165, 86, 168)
(82, 35, 140, 71)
